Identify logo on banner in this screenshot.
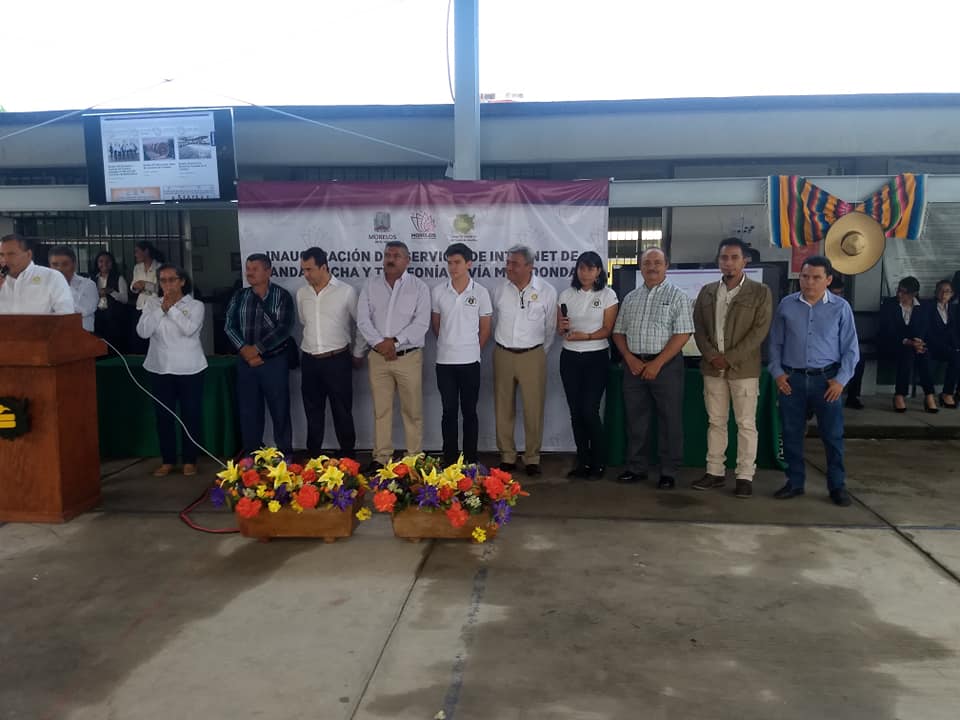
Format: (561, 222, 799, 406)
(410, 211, 438, 241)
(450, 213, 478, 243)
(370, 211, 398, 242)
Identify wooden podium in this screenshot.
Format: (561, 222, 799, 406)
(0, 315, 106, 522)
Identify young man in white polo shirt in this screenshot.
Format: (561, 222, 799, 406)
(431, 243, 492, 466)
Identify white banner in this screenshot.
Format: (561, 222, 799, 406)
(237, 180, 609, 454)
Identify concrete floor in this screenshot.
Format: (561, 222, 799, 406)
(2, 440, 959, 720)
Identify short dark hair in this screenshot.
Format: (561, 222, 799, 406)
(801, 255, 834, 277)
(0, 233, 33, 252)
(570, 250, 607, 290)
(135, 240, 165, 263)
(898, 276, 920, 295)
(717, 237, 750, 257)
(246, 253, 272, 269)
(936, 278, 954, 294)
(49, 245, 77, 263)
(156, 263, 193, 296)
(300, 247, 328, 268)
(385, 240, 410, 256)
(444, 242, 474, 262)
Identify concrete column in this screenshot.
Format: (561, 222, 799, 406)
(452, 0, 480, 180)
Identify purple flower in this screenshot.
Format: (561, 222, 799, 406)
(416, 484, 439, 508)
(492, 500, 511, 525)
(476, 463, 489, 477)
(464, 465, 478, 480)
(210, 486, 226, 507)
(331, 486, 355, 511)
(239, 457, 254, 471)
(274, 484, 290, 504)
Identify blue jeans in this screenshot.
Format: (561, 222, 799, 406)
(778, 370, 845, 491)
(236, 354, 292, 456)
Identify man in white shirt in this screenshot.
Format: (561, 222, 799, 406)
(297, 247, 367, 458)
(492, 244, 558, 476)
(0, 233, 74, 316)
(431, 243, 493, 466)
(357, 241, 431, 470)
(49, 245, 99, 333)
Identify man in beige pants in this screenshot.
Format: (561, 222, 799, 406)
(692, 237, 772, 498)
(357, 241, 431, 471)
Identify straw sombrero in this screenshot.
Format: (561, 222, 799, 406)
(824, 212, 885, 275)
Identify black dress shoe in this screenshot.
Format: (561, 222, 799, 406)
(498, 462, 517, 472)
(773, 484, 804, 499)
(525, 463, 542, 477)
(657, 476, 676, 489)
(734, 479, 753, 498)
(566, 465, 591, 479)
(845, 397, 865, 410)
(615, 470, 646, 484)
(829, 488, 852, 507)
(589, 465, 605, 480)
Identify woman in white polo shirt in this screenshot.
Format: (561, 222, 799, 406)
(556, 251, 619, 479)
(136, 264, 207, 477)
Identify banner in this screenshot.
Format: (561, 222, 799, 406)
(238, 179, 609, 454)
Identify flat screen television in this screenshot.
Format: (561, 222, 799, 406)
(83, 108, 237, 204)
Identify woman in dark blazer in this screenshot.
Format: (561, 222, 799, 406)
(879, 276, 937, 413)
(924, 279, 960, 408)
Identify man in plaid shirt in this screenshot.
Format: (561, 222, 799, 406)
(612, 248, 694, 489)
(225, 253, 296, 457)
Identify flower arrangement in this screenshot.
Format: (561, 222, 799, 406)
(212, 447, 369, 521)
(368, 454, 528, 542)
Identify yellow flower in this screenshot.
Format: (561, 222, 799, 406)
(399, 452, 422, 468)
(255, 484, 268, 498)
(267, 461, 290, 488)
(305, 455, 329, 471)
(253, 447, 282, 464)
(471, 527, 487, 543)
(290, 500, 303, 514)
(320, 464, 345, 489)
(215, 460, 239, 484)
(421, 465, 442, 487)
(268, 500, 281, 513)
(356, 507, 372, 521)
(440, 464, 463, 488)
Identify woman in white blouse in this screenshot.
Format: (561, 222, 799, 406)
(92, 250, 129, 353)
(136, 264, 207, 477)
(129, 241, 164, 353)
(556, 251, 619, 479)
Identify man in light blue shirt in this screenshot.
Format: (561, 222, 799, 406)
(767, 255, 860, 506)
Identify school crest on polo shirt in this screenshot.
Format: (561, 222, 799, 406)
(530, 293, 539, 302)
(593, 298, 601, 308)
(466, 296, 477, 306)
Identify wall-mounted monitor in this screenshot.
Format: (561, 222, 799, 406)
(83, 108, 237, 205)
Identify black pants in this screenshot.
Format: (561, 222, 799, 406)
(929, 347, 960, 395)
(236, 353, 292, 456)
(436, 362, 481, 464)
(845, 357, 865, 400)
(892, 346, 934, 396)
(559, 348, 609, 469)
(149, 371, 204, 465)
(301, 350, 355, 456)
(622, 354, 684, 476)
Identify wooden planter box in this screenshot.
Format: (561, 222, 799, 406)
(391, 507, 497, 542)
(237, 500, 361, 543)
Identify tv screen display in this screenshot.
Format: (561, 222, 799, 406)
(83, 108, 237, 204)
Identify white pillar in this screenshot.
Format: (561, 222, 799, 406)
(453, 0, 480, 180)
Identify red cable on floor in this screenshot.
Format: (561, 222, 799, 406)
(179, 486, 239, 534)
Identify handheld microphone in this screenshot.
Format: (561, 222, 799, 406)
(560, 303, 568, 334)
(0, 265, 8, 277)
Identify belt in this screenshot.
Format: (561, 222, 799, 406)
(395, 347, 421, 357)
(783, 362, 840, 376)
(635, 353, 660, 361)
(496, 343, 543, 354)
(309, 345, 349, 360)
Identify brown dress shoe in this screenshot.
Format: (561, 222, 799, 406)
(152, 464, 173, 477)
(183, 464, 197, 476)
(692, 473, 725, 490)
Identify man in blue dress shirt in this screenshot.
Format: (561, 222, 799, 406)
(767, 255, 860, 506)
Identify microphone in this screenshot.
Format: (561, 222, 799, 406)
(0, 265, 7, 277)
(560, 303, 568, 334)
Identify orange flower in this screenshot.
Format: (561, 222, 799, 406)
(393, 463, 410, 477)
(483, 475, 505, 500)
(241, 469, 261, 488)
(236, 497, 262, 519)
(457, 477, 474, 492)
(488, 467, 512, 483)
(287, 463, 304, 475)
(373, 489, 397, 513)
(445, 501, 469, 528)
(339, 457, 361, 476)
(297, 484, 320, 509)
(438, 486, 455, 502)
(302, 468, 317, 483)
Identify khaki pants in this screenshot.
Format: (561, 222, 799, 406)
(703, 374, 759, 481)
(494, 345, 546, 465)
(368, 350, 423, 464)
